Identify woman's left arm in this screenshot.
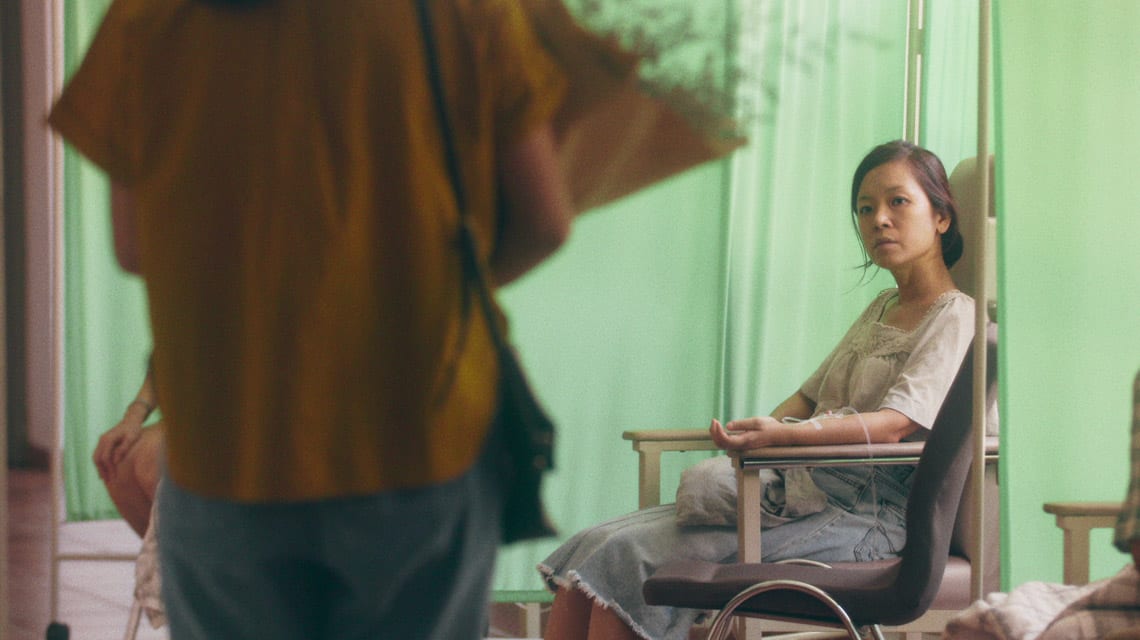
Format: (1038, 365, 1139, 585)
(710, 408, 919, 450)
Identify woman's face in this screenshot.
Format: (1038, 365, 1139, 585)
(855, 160, 949, 272)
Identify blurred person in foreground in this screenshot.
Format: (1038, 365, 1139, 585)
(50, 0, 574, 637)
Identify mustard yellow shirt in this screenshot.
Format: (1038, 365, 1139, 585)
(50, 0, 566, 501)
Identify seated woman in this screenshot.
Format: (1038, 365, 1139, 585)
(539, 140, 981, 640)
(92, 369, 163, 538)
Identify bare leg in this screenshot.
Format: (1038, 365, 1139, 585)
(103, 424, 163, 537)
(132, 422, 163, 504)
(104, 473, 150, 537)
(545, 588, 593, 640)
(585, 601, 642, 640)
(544, 587, 644, 640)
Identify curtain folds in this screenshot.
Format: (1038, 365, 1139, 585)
(61, 0, 153, 521)
(920, 0, 981, 169)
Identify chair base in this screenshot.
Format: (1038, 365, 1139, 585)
(692, 603, 961, 639)
(700, 579, 882, 640)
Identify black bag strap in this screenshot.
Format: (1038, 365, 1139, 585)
(414, 0, 510, 352)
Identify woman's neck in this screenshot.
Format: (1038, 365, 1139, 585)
(891, 261, 957, 306)
(880, 262, 957, 330)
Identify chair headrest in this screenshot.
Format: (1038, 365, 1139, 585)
(948, 156, 996, 307)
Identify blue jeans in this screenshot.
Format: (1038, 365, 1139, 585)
(157, 434, 502, 640)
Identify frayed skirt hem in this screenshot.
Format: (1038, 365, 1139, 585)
(538, 563, 658, 640)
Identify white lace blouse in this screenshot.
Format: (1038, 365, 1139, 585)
(799, 289, 984, 439)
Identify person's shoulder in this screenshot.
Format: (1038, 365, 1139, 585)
(104, 0, 201, 33)
(118, 0, 181, 18)
(933, 289, 976, 316)
(866, 288, 899, 308)
(446, 0, 537, 54)
(919, 289, 976, 336)
(860, 287, 899, 315)
(453, 0, 522, 23)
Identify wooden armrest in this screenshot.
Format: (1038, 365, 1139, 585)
(622, 430, 718, 509)
(732, 437, 999, 568)
(731, 437, 999, 469)
(622, 429, 716, 449)
(622, 429, 998, 511)
(1042, 500, 1123, 585)
(1043, 501, 1123, 519)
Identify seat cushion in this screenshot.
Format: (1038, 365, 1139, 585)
(645, 555, 977, 627)
(928, 555, 975, 611)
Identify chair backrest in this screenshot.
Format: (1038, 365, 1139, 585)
(946, 155, 1001, 594)
(948, 155, 996, 307)
(948, 434, 1001, 594)
(894, 326, 999, 613)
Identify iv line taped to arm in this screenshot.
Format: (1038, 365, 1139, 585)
(782, 407, 881, 522)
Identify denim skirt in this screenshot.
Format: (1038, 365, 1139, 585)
(538, 464, 913, 640)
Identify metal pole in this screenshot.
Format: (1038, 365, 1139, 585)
(970, 0, 993, 602)
(903, 0, 925, 142)
(48, 0, 64, 621)
(0, 70, 8, 640)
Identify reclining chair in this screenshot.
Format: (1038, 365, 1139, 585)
(640, 328, 997, 639)
(625, 156, 999, 638)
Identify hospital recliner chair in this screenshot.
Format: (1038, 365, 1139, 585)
(624, 155, 1000, 638)
(637, 328, 997, 639)
(624, 327, 998, 639)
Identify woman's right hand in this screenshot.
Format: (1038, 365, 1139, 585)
(93, 406, 147, 482)
(709, 416, 781, 450)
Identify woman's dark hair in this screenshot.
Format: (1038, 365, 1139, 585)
(849, 140, 964, 269)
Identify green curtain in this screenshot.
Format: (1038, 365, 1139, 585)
(59, 0, 999, 597)
(496, 0, 910, 593)
(995, 0, 1140, 588)
(61, 0, 153, 521)
(921, 0, 981, 171)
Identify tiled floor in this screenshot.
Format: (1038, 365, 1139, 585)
(7, 466, 546, 640)
(7, 463, 168, 638)
(8, 467, 167, 640)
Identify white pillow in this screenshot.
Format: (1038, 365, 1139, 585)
(674, 456, 828, 527)
(675, 456, 740, 526)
